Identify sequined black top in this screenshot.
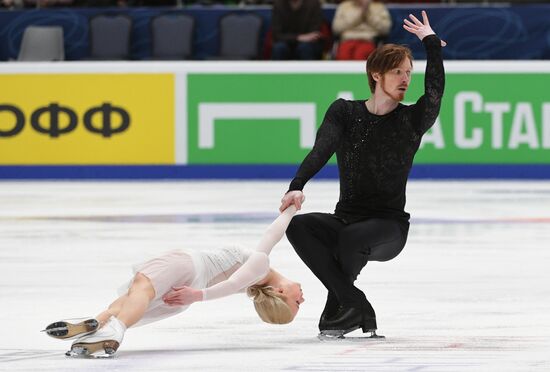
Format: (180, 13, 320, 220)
(288, 35, 445, 224)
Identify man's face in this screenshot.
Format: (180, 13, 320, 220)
(379, 58, 412, 102)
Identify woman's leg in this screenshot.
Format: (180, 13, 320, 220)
(94, 295, 127, 327)
(94, 273, 155, 328)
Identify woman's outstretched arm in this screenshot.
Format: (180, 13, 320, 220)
(163, 205, 300, 306)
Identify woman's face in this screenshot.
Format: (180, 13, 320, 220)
(281, 282, 305, 319)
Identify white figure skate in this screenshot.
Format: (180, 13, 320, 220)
(42, 318, 99, 340)
(66, 316, 126, 358)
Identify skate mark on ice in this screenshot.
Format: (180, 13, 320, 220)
(282, 356, 482, 371)
(17, 212, 277, 224)
(0, 349, 59, 362)
(13, 214, 550, 225)
(118, 346, 277, 358)
(282, 335, 548, 371)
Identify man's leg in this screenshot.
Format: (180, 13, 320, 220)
(317, 219, 408, 334)
(286, 213, 367, 310)
(286, 213, 343, 326)
(336, 219, 409, 316)
(338, 219, 408, 279)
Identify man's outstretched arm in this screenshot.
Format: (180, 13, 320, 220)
(404, 11, 446, 134)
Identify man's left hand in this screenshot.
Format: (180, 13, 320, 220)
(403, 10, 446, 47)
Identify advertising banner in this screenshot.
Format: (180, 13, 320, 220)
(186, 72, 550, 165)
(0, 62, 549, 178)
(0, 73, 174, 164)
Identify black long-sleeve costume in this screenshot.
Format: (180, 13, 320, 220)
(288, 35, 445, 225)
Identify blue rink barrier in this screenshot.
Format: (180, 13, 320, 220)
(2, 165, 550, 180)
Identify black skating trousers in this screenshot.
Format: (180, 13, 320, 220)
(286, 212, 408, 310)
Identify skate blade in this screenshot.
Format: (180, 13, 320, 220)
(65, 340, 119, 358)
(42, 319, 99, 340)
(317, 324, 361, 338)
(318, 330, 385, 341)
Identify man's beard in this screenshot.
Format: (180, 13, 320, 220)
(381, 78, 406, 102)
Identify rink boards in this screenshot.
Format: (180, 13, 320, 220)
(0, 61, 549, 179)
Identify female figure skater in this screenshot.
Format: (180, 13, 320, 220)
(43, 203, 305, 357)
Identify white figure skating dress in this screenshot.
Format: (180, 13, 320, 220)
(119, 205, 298, 327)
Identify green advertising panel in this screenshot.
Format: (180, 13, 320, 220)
(187, 73, 363, 164)
(418, 73, 550, 164)
(188, 72, 550, 164)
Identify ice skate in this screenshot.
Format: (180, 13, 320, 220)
(318, 319, 384, 341)
(42, 318, 99, 340)
(318, 305, 384, 341)
(65, 316, 126, 358)
(318, 329, 385, 341)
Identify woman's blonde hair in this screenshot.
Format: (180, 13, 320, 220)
(246, 285, 294, 324)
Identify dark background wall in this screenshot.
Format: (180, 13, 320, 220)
(0, 3, 549, 61)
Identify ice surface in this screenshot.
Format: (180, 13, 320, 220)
(1, 180, 549, 371)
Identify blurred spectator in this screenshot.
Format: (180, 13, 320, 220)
(73, 0, 126, 6)
(74, 0, 176, 6)
(271, 0, 323, 60)
(131, 0, 176, 5)
(332, 0, 391, 60)
(386, 0, 440, 2)
(1, 0, 24, 8)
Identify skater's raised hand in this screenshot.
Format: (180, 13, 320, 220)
(163, 285, 203, 306)
(403, 10, 446, 47)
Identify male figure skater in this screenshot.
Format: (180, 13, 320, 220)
(279, 11, 445, 338)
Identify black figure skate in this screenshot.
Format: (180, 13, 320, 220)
(318, 306, 384, 341)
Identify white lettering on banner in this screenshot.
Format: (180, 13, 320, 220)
(484, 103, 510, 149)
(544, 103, 550, 148)
(454, 92, 550, 149)
(198, 103, 316, 149)
(420, 117, 445, 149)
(455, 92, 483, 149)
(337, 91, 354, 100)
(509, 103, 539, 149)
